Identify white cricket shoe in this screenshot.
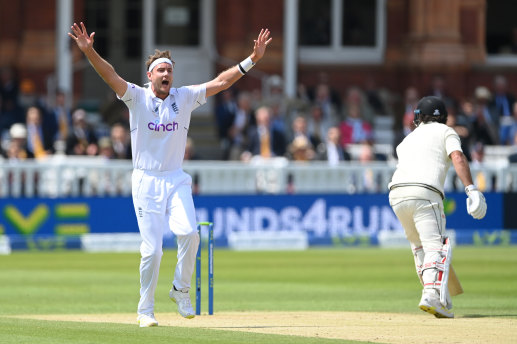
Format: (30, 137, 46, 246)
(169, 286, 195, 319)
(137, 313, 158, 327)
(419, 290, 454, 318)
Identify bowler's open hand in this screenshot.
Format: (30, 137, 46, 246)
(251, 29, 272, 61)
(68, 22, 95, 52)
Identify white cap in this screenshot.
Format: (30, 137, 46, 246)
(10, 123, 27, 139)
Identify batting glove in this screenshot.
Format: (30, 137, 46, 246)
(465, 184, 487, 219)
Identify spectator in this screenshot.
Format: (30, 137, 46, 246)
(46, 89, 72, 141)
(287, 135, 315, 162)
(243, 106, 287, 159)
(339, 100, 373, 147)
(289, 115, 310, 143)
(66, 109, 98, 156)
(393, 86, 419, 157)
(25, 106, 53, 159)
(341, 86, 375, 125)
(508, 134, 517, 163)
(227, 91, 253, 160)
(471, 86, 499, 145)
(316, 126, 350, 165)
(470, 142, 490, 192)
(357, 142, 380, 192)
(507, 102, 517, 147)
(110, 123, 131, 159)
(0, 66, 24, 134)
(98, 137, 114, 159)
(214, 89, 237, 159)
(364, 76, 388, 116)
(427, 75, 455, 106)
(312, 81, 340, 124)
(490, 75, 516, 144)
(306, 104, 335, 148)
(5, 123, 30, 160)
(447, 100, 474, 161)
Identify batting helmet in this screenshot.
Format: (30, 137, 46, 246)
(413, 96, 448, 126)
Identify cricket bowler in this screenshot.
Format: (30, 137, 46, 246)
(69, 21, 271, 327)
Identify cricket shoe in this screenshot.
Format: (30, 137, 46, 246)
(419, 290, 454, 318)
(137, 313, 158, 327)
(169, 286, 195, 319)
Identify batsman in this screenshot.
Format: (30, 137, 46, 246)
(388, 96, 487, 318)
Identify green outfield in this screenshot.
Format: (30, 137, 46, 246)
(1, 246, 516, 343)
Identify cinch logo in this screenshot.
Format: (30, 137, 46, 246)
(148, 120, 179, 132)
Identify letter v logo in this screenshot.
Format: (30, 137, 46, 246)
(3, 204, 50, 235)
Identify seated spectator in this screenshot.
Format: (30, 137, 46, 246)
(339, 104, 373, 147)
(447, 100, 474, 161)
(287, 135, 315, 162)
(25, 106, 54, 159)
(316, 126, 350, 165)
(356, 142, 386, 193)
(393, 86, 419, 158)
(227, 91, 253, 160)
(214, 89, 237, 159)
(46, 89, 72, 141)
(490, 75, 515, 144)
(98, 137, 114, 159)
(66, 109, 98, 156)
(306, 104, 336, 148)
(470, 142, 491, 192)
(289, 115, 311, 143)
(342, 86, 375, 125)
(471, 86, 500, 145)
(5, 123, 30, 160)
(508, 134, 517, 163)
(507, 102, 517, 147)
(426, 75, 456, 106)
(0, 66, 24, 134)
(310, 77, 341, 123)
(243, 106, 287, 159)
(110, 123, 131, 159)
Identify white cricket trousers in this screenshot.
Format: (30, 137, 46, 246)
(132, 168, 200, 315)
(389, 186, 446, 290)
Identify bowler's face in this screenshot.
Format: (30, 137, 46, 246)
(148, 63, 173, 99)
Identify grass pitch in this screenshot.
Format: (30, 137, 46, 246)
(0, 246, 516, 343)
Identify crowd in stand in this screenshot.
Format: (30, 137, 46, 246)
(2, 64, 517, 166)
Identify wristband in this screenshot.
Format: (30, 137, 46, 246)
(465, 184, 477, 195)
(237, 57, 255, 75)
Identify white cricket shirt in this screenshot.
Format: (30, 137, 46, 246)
(389, 122, 462, 196)
(120, 82, 206, 171)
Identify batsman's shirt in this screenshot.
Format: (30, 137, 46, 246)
(120, 83, 206, 171)
(389, 122, 462, 196)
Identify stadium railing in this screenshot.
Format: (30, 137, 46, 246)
(1, 156, 517, 197)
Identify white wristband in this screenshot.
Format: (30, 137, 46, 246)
(465, 184, 477, 195)
(237, 57, 255, 75)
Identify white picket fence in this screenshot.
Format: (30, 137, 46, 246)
(1, 156, 517, 197)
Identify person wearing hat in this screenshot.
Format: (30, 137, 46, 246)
(472, 86, 500, 145)
(388, 96, 487, 318)
(5, 123, 31, 160)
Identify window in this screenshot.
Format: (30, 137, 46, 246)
(84, 0, 109, 57)
(486, 1, 517, 65)
(155, 0, 200, 46)
(125, 0, 142, 58)
(298, 0, 385, 64)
